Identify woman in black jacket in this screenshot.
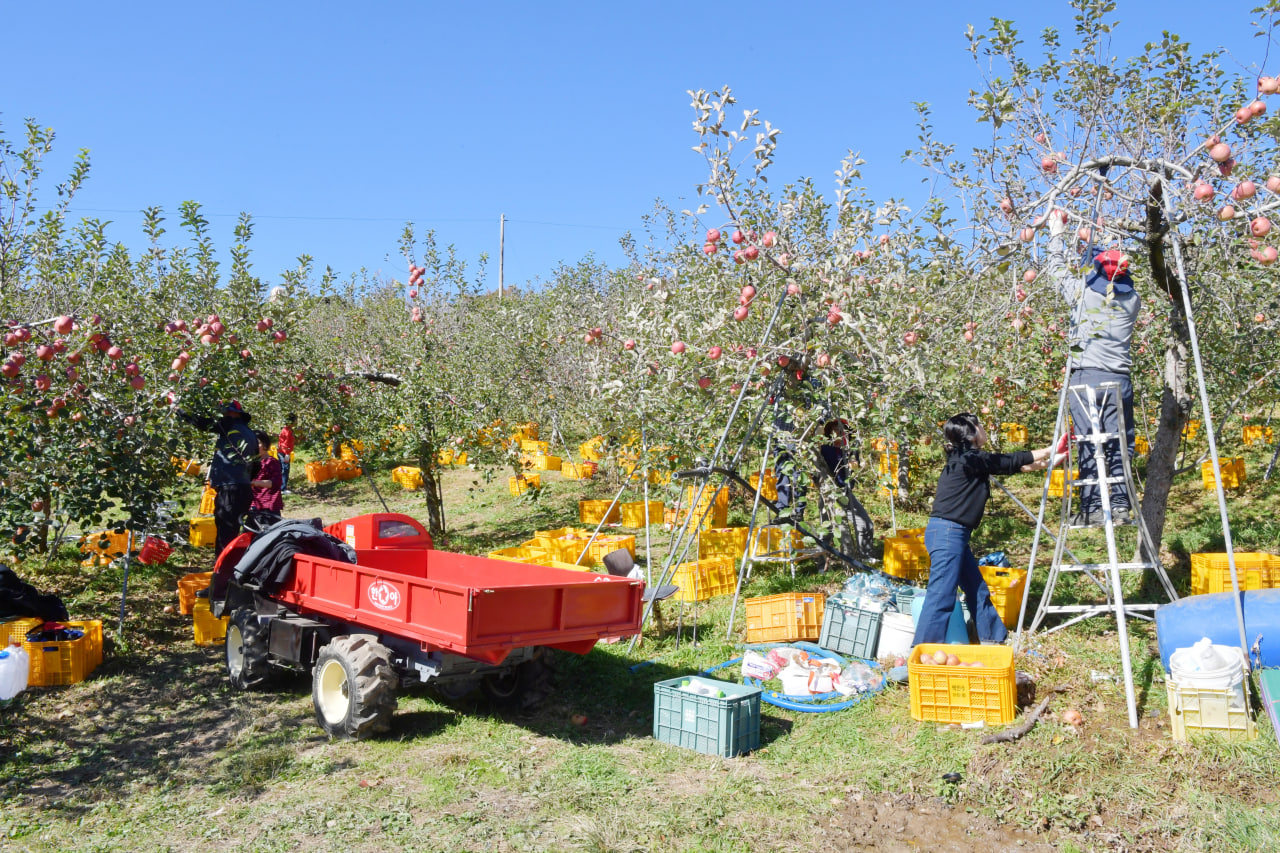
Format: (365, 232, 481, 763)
(912, 413, 1055, 645)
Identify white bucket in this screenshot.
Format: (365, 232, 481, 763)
(876, 611, 916, 659)
(1170, 639, 1246, 691)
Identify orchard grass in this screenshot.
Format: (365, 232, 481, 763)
(1, 448, 1278, 852)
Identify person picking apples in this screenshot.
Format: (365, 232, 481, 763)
(277, 413, 297, 495)
(912, 413, 1056, 646)
(1046, 207, 1141, 527)
(177, 400, 261, 556)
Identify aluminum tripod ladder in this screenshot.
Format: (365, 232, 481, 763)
(1024, 381, 1177, 728)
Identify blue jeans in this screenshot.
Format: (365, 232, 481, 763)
(1068, 368, 1134, 512)
(278, 453, 291, 491)
(912, 517, 1008, 645)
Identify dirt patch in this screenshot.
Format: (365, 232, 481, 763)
(830, 792, 1056, 852)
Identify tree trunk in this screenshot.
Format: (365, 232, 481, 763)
(1139, 184, 1193, 554)
(416, 440, 447, 542)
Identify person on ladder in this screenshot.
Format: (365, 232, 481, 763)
(912, 414, 1056, 645)
(1046, 209, 1142, 527)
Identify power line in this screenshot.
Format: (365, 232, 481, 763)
(30, 206, 631, 231)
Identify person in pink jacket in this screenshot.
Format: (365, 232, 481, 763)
(250, 430, 284, 513)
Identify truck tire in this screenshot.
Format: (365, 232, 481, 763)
(312, 635, 398, 739)
(481, 647, 555, 711)
(225, 607, 272, 691)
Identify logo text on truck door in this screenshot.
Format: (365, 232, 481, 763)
(367, 580, 402, 612)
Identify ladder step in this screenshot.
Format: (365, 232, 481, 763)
(1072, 477, 1128, 486)
(1067, 519, 1136, 530)
(1041, 604, 1161, 613)
(1059, 562, 1160, 572)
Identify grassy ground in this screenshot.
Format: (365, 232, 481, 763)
(2, 443, 1279, 852)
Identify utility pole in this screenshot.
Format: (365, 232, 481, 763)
(498, 213, 505, 299)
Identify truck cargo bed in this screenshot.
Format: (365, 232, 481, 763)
(278, 548, 643, 664)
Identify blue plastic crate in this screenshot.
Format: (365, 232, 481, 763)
(653, 675, 761, 758)
(818, 595, 883, 658)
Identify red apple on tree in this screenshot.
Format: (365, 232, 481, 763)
(53, 316, 74, 335)
(670, 341, 686, 355)
(707, 346, 722, 360)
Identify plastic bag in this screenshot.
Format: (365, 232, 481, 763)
(742, 649, 779, 681)
(834, 662, 883, 695)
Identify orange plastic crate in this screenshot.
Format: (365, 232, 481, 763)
(670, 557, 737, 602)
(980, 566, 1027, 628)
(744, 592, 825, 643)
(699, 527, 750, 560)
(909, 643, 1016, 725)
(305, 460, 330, 483)
(1189, 552, 1273, 595)
(178, 571, 214, 615)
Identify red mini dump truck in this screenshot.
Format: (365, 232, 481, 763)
(212, 512, 643, 738)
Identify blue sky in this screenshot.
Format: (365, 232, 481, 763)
(5, 2, 1271, 290)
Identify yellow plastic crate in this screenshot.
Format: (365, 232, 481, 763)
(744, 592, 825, 643)
(619, 500, 663, 528)
(671, 557, 738, 603)
(514, 422, 539, 441)
(579, 437, 605, 462)
(533, 454, 562, 471)
(870, 438, 898, 452)
(392, 466, 424, 490)
(1134, 434, 1150, 455)
(1167, 680, 1257, 742)
(909, 643, 1016, 725)
(453, 452, 468, 466)
(193, 599, 228, 646)
(1243, 425, 1274, 446)
(649, 470, 672, 486)
(875, 452, 899, 477)
(508, 473, 540, 495)
(24, 628, 92, 687)
(0, 617, 41, 647)
(178, 571, 214, 615)
(189, 516, 217, 548)
(748, 469, 778, 502)
(980, 566, 1027, 628)
(64, 620, 104, 670)
(896, 527, 926, 541)
(699, 527, 750, 560)
(487, 545, 550, 564)
(883, 537, 930, 582)
(1189, 552, 1274, 595)
(173, 457, 202, 477)
(752, 526, 804, 556)
(1182, 420, 1200, 441)
(531, 527, 592, 563)
(199, 486, 217, 515)
(1047, 468, 1080, 498)
(339, 441, 364, 462)
(1201, 457, 1245, 490)
(579, 499, 621, 525)
(526, 556, 592, 572)
(437, 448, 455, 466)
(578, 534, 635, 566)
(561, 461, 597, 480)
(520, 439, 550, 454)
(999, 423, 1028, 444)
(684, 485, 729, 509)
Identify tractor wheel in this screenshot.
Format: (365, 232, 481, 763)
(225, 607, 272, 691)
(312, 635, 398, 739)
(480, 647, 555, 711)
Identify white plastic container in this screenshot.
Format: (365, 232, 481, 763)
(0, 643, 29, 700)
(1170, 638, 1246, 691)
(876, 611, 916, 659)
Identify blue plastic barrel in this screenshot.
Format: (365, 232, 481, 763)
(910, 593, 970, 644)
(1155, 589, 1280, 671)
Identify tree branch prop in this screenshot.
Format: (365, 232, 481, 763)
(980, 686, 1066, 745)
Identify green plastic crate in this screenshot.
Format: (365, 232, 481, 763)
(818, 595, 883, 658)
(653, 675, 761, 758)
